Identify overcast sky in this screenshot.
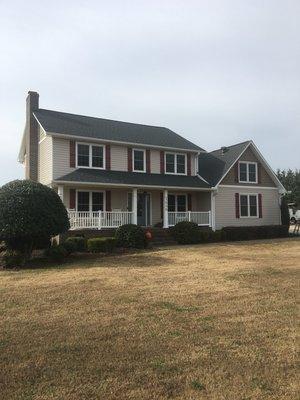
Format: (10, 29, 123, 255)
(0, 0, 299, 186)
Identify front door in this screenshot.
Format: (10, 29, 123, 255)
(137, 193, 151, 226)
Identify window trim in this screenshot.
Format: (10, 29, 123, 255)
(239, 193, 258, 218)
(168, 193, 188, 212)
(76, 189, 106, 212)
(165, 152, 187, 175)
(132, 148, 146, 173)
(238, 161, 258, 184)
(76, 142, 106, 170)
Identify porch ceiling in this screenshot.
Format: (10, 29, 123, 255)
(54, 168, 211, 190)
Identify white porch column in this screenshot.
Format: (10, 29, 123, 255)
(132, 188, 138, 225)
(163, 189, 169, 228)
(210, 190, 217, 231)
(57, 185, 64, 203)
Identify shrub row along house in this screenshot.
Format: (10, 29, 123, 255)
(18, 91, 285, 232)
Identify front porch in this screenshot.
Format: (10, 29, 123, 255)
(57, 185, 213, 230)
(67, 210, 212, 230)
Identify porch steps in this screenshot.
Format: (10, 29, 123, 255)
(144, 228, 177, 246)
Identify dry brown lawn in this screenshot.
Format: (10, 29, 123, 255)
(0, 238, 299, 400)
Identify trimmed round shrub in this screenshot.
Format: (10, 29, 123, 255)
(171, 221, 200, 244)
(87, 237, 116, 253)
(115, 224, 146, 248)
(45, 244, 67, 262)
(62, 240, 77, 255)
(65, 237, 87, 252)
(0, 180, 69, 260)
(1, 250, 26, 268)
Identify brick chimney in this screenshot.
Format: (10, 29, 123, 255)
(25, 91, 39, 180)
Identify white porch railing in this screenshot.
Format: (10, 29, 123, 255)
(68, 210, 133, 230)
(168, 211, 211, 227)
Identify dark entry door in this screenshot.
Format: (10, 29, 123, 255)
(137, 193, 151, 226)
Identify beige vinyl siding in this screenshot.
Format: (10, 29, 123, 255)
(215, 186, 281, 229)
(190, 153, 197, 176)
(53, 137, 75, 179)
(193, 191, 211, 211)
(38, 135, 53, 185)
(39, 126, 47, 141)
(111, 189, 128, 210)
(111, 145, 128, 171)
(150, 150, 160, 174)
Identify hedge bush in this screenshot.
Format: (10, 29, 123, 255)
(171, 222, 225, 244)
(0, 180, 69, 261)
(62, 240, 77, 255)
(45, 244, 68, 262)
(221, 225, 289, 241)
(1, 250, 26, 268)
(87, 237, 116, 253)
(115, 224, 146, 248)
(171, 221, 201, 244)
(65, 237, 87, 252)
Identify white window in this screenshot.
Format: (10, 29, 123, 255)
(76, 143, 105, 169)
(165, 153, 186, 175)
(240, 194, 258, 218)
(239, 161, 257, 183)
(77, 191, 105, 212)
(133, 149, 146, 172)
(168, 194, 187, 212)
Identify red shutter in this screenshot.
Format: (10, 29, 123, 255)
(106, 190, 111, 212)
(128, 148, 132, 172)
(106, 144, 111, 170)
(160, 192, 163, 219)
(160, 151, 165, 174)
(187, 154, 191, 176)
(70, 141, 76, 168)
(187, 193, 192, 211)
(258, 194, 262, 218)
(146, 149, 151, 173)
(257, 163, 261, 184)
(70, 189, 76, 209)
(235, 193, 240, 218)
(235, 163, 239, 183)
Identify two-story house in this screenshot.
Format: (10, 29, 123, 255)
(18, 91, 285, 232)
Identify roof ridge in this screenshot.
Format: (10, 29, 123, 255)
(210, 140, 251, 154)
(36, 108, 170, 131)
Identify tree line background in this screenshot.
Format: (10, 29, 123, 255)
(276, 169, 300, 207)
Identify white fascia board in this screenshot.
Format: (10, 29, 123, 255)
(52, 180, 212, 191)
(248, 141, 286, 193)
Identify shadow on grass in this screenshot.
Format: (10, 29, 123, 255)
(12, 248, 169, 272)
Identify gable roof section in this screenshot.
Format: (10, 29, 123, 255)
(198, 140, 285, 191)
(33, 109, 203, 151)
(54, 168, 211, 189)
(198, 141, 250, 186)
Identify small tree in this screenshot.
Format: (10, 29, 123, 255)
(0, 180, 69, 262)
(280, 196, 290, 227)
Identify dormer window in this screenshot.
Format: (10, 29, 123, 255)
(239, 161, 257, 183)
(133, 149, 146, 172)
(165, 152, 186, 175)
(76, 143, 105, 169)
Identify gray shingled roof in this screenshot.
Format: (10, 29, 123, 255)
(198, 141, 251, 186)
(55, 168, 211, 189)
(34, 109, 203, 151)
